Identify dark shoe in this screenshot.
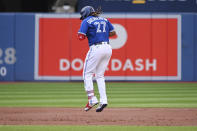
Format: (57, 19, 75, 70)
(96, 104, 107, 112)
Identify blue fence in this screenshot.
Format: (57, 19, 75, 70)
(0, 13, 197, 81)
(0, 13, 35, 81)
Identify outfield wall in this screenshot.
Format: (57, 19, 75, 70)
(0, 13, 197, 81)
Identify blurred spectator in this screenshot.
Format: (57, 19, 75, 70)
(52, 0, 77, 13)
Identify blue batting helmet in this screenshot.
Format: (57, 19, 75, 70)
(80, 6, 95, 20)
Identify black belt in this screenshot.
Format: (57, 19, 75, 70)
(93, 42, 109, 46)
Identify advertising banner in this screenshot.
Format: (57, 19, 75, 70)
(34, 14, 181, 80)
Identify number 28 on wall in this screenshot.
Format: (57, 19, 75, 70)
(0, 48, 16, 77)
(0, 48, 16, 65)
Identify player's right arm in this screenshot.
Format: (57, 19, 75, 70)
(107, 20, 116, 37)
(109, 31, 116, 37)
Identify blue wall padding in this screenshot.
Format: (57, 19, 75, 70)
(194, 14, 197, 81)
(15, 14, 35, 81)
(0, 14, 15, 81)
(181, 14, 195, 81)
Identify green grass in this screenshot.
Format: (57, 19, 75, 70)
(0, 82, 197, 131)
(0, 125, 197, 131)
(0, 82, 197, 107)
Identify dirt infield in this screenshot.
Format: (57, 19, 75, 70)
(0, 107, 197, 126)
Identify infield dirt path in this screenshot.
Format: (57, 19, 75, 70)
(0, 107, 197, 126)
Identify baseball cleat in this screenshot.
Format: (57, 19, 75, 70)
(84, 102, 98, 112)
(96, 104, 107, 112)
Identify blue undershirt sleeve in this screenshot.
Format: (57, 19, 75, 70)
(78, 20, 88, 35)
(108, 20, 114, 32)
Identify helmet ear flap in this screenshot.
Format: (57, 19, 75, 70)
(80, 12, 85, 20)
(80, 12, 88, 20)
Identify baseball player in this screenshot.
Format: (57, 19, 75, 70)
(78, 6, 116, 112)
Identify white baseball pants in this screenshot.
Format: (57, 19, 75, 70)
(83, 43, 112, 104)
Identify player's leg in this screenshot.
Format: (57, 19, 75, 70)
(83, 47, 99, 111)
(95, 44, 112, 112)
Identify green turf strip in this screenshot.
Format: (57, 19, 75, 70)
(0, 126, 197, 131)
(0, 82, 197, 107)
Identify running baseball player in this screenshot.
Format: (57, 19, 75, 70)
(78, 6, 116, 112)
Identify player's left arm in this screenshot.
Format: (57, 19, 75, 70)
(78, 20, 88, 41)
(78, 33, 86, 41)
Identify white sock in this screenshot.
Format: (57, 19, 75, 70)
(96, 77, 107, 104)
